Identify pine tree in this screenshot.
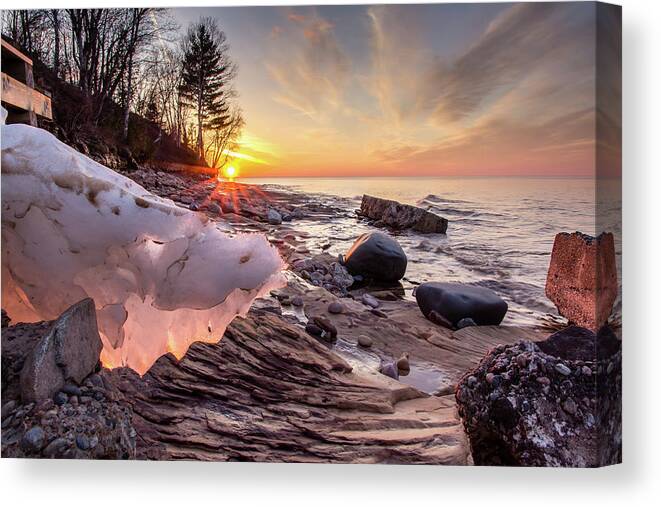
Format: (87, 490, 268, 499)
(179, 17, 234, 160)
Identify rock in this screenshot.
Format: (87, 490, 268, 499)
(357, 335, 373, 348)
(343, 232, 407, 282)
(545, 232, 618, 331)
(20, 299, 103, 402)
(456, 317, 477, 329)
(76, 434, 91, 450)
(61, 383, 83, 397)
(189, 202, 200, 211)
(396, 353, 410, 371)
(328, 302, 344, 314)
(305, 323, 323, 336)
(53, 392, 68, 406)
(267, 209, 282, 225)
(291, 296, 304, 307)
(312, 316, 337, 340)
(380, 362, 399, 380)
(415, 283, 507, 327)
(1, 400, 16, 420)
(361, 294, 381, 309)
(20, 426, 45, 452)
(42, 437, 70, 458)
(207, 202, 222, 215)
(455, 325, 621, 467)
(360, 195, 448, 234)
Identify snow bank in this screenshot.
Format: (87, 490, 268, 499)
(1, 109, 284, 374)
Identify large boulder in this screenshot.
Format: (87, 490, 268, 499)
(415, 282, 507, 327)
(360, 195, 448, 234)
(20, 298, 103, 402)
(342, 232, 407, 282)
(455, 326, 622, 467)
(545, 232, 618, 331)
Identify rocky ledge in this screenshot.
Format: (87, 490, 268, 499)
(358, 195, 448, 234)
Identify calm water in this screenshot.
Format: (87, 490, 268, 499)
(240, 177, 621, 327)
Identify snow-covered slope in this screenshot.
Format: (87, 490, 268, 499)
(1, 108, 284, 374)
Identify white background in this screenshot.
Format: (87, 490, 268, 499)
(1, 0, 659, 505)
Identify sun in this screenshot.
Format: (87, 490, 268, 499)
(224, 165, 238, 180)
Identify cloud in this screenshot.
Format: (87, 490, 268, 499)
(267, 11, 350, 118)
(364, 2, 600, 175)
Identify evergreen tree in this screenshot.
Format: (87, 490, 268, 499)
(179, 17, 234, 160)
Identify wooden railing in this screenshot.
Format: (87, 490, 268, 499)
(1, 39, 52, 125)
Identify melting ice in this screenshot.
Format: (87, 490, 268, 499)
(1, 108, 284, 374)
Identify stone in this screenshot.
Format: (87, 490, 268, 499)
(380, 362, 399, 380)
(545, 232, 618, 332)
(61, 383, 82, 397)
(357, 335, 373, 348)
(267, 208, 282, 225)
(415, 283, 508, 327)
(76, 434, 91, 450)
(312, 316, 337, 340)
(20, 299, 103, 402)
(207, 202, 222, 215)
(328, 302, 344, 314)
(343, 232, 407, 282)
(20, 426, 45, 452)
(291, 296, 304, 307)
(361, 294, 380, 308)
(457, 317, 477, 329)
(305, 323, 323, 336)
(360, 195, 448, 234)
(455, 326, 621, 467)
(396, 353, 410, 371)
(53, 392, 68, 405)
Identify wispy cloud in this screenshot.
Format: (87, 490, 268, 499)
(266, 10, 350, 119)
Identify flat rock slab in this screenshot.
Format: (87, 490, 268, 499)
(106, 309, 470, 464)
(360, 195, 448, 234)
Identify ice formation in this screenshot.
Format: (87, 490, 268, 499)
(1, 108, 284, 374)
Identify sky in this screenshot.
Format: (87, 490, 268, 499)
(172, 2, 620, 178)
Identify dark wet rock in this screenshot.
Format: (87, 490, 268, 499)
(207, 202, 222, 215)
(61, 383, 83, 396)
(20, 298, 103, 402)
(343, 232, 407, 282)
(396, 353, 410, 371)
(361, 294, 380, 309)
(291, 296, 304, 307)
(455, 326, 621, 467)
(53, 392, 68, 406)
(359, 195, 448, 234)
(76, 434, 90, 450)
(267, 208, 282, 225)
(416, 282, 507, 327)
(305, 323, 323, 336)
(545, 232, 618, 331)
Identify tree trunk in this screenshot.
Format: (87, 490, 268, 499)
(122, 56, 134, 142)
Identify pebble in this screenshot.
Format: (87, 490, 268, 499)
(189, 202, 200, 211)
(43, 437, 69, 458)
(582, 365, 593, 376)
(467, 376, 478, 388)
(516, 353, 528, 368)
(536, 376, 551, 386)
(208, 203, 221, 214)
(20, 426, 45, 452)
(361, 294, 380, 309)
(61, 383, 83, 397)
(486, 372, 495, 384)
(357, 335, 373, 348)
(53, 391, 68, 406)
(328, 301, 344, 314)
(313, 316, 338, 339)
(280, 296, 291, 307)
(1, 400, 16, 420)
(291, 296, 304, 307)
(76, 434, 91, 450)
(380, 362, 399, 380)
(456, 317, 477, 329)
(555, 363, 572, 376)
(88, 374, 104, 388)
(396, 353, 410, 371)
(562, 399, 578, 415)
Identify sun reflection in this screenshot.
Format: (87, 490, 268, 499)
(218, 165, 238, 181)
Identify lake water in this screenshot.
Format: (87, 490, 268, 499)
(240, 177, 621, 327)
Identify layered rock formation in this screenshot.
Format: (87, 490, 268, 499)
(545, 232, 618, 331)
(359, 195, 448, 234)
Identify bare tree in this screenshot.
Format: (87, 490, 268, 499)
(204, 108, 244, 170)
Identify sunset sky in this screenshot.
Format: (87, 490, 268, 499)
(173, 2, 614, 178)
